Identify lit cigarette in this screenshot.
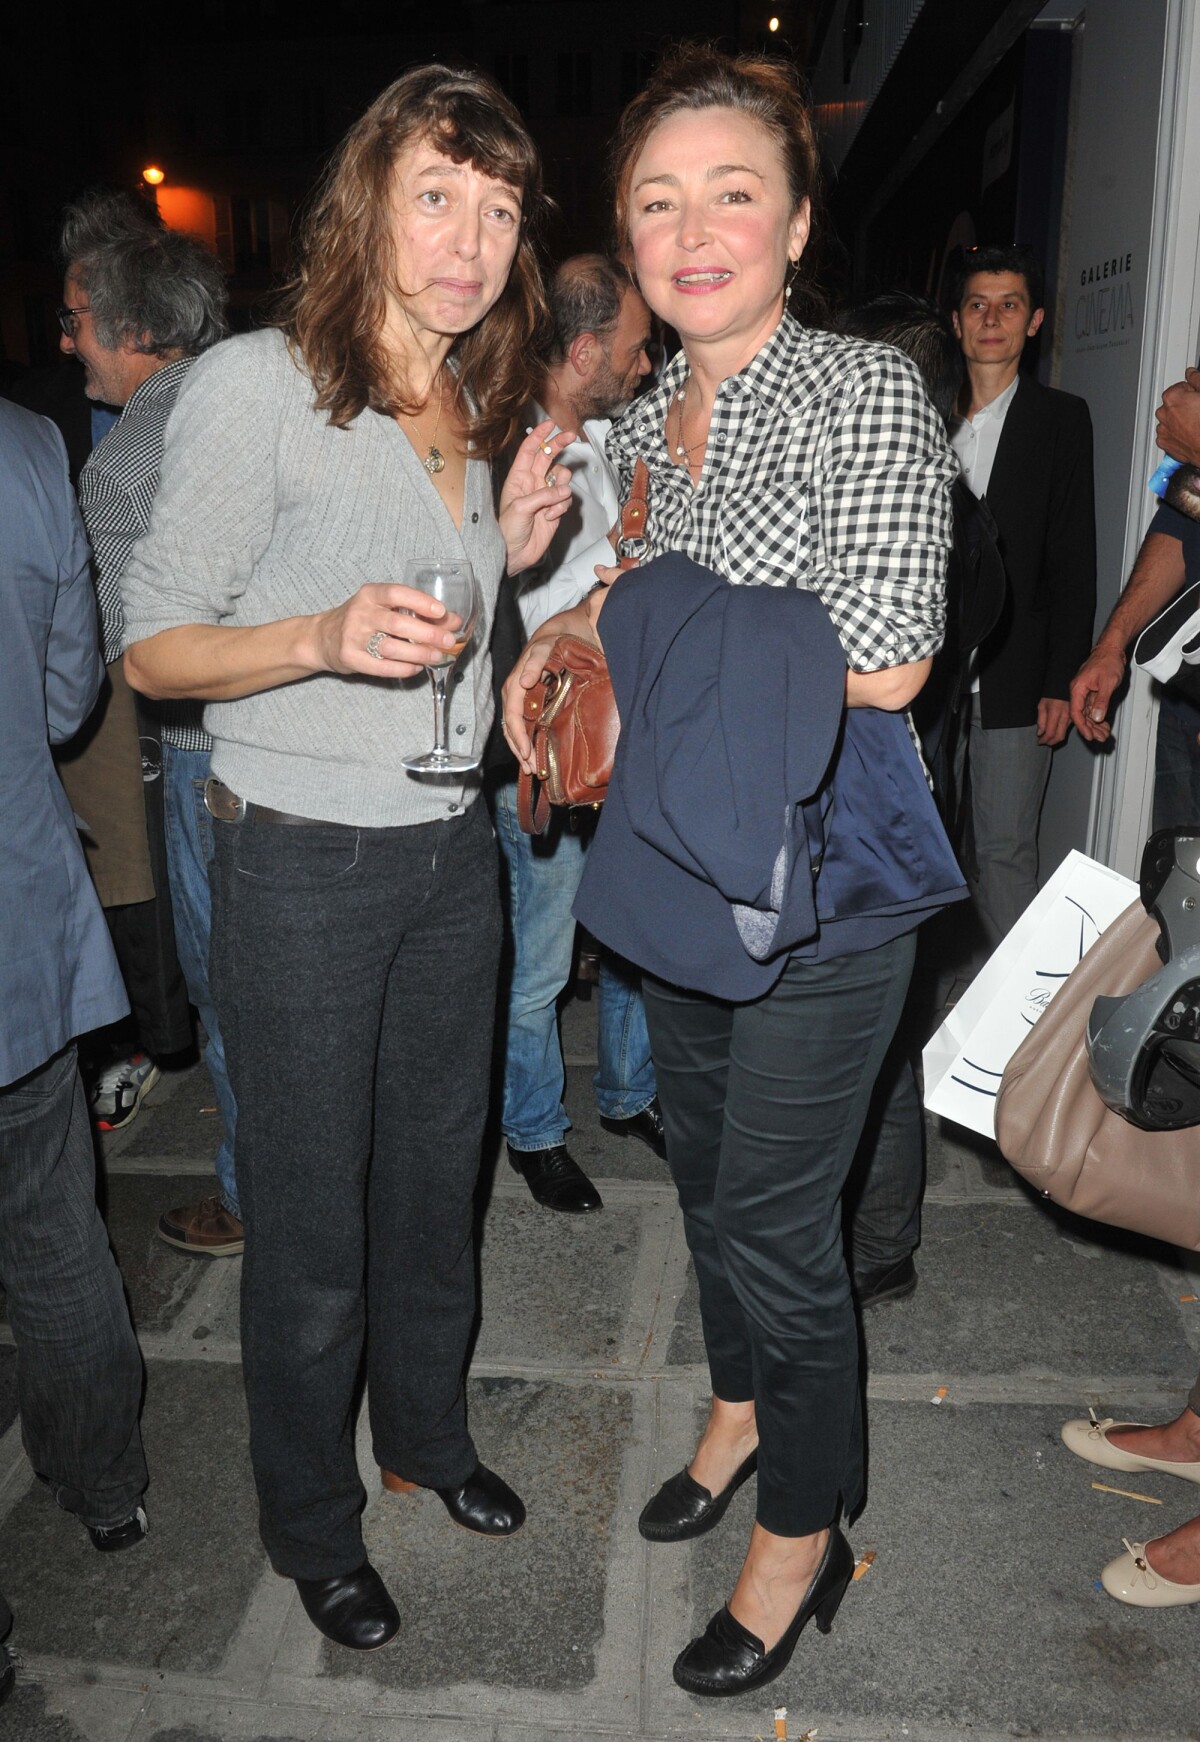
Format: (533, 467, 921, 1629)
(1091, 1481, 1163, 1504)
(774, 1707, 787, 1741)
(852, 1550, 877, 1580)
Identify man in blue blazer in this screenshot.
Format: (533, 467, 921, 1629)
(950, 245, 1096, 947)
(0, 398, 149, 1598)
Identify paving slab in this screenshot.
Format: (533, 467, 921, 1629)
(114, 1067, 225, 1164)
(103, 1174, 225, 1336)
(669, 1400, 1200, 1737)
(315, 1376, 632, 1690)
(0, 1347, 17, 1437)
(0, 1678, 143, 1742)
(0, 1361, 262, 1674)
(863, 1200, 1195, 1381)
(475, 1198, 648, 1367)
(132, 1699, 493, 1741)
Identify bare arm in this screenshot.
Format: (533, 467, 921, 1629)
(1068, 531, 1186, 742)
(124, 582, 462, 701)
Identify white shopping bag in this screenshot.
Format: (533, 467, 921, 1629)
(923, 849, 1138, 1137)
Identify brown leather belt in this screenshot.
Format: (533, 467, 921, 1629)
(203, 778, 348, 829)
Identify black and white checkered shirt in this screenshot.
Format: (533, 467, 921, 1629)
(607, 315, 956, 672)
(78, 354, 209, 752)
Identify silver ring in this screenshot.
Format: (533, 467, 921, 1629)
(366, 631, 387, 659)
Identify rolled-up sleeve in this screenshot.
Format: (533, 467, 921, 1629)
(810, 348, 956, 671)
(121, 341, 279, 647)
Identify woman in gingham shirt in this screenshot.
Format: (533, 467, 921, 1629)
(504, 45, 956, 1695)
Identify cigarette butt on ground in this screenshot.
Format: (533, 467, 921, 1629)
(773, 1707, 787, 1741)
(1091, 1481, 1164, 1504)
(852, 1550, 877, 1581)
(1180, 1293, 1198, 1303)
(931, 1385, 949, 1404)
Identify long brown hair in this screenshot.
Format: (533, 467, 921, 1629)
(280, 65, 551, 455)
(608, 43, 826, 323)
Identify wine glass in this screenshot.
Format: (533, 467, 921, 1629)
(400, 558, 482, 774)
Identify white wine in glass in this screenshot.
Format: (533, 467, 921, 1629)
(400, 558, 482, 774)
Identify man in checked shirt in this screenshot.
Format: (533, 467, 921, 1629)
(58, 191, 242, 1255)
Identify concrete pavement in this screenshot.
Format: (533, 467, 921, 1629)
(2, 991, 1198, 1741)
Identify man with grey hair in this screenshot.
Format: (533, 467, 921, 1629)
(58, 191, 242, 1254)
(493, 254, 657, 1214)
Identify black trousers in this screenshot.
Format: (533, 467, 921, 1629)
(643, 931, 915, 1537)
(210, 799, 502, 1579)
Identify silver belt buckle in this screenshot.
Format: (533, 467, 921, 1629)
(204, 778, 246, 823)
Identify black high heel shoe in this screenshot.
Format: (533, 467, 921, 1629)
(671, 1526, 854, 1697)
(639, 1448, 758, 1542)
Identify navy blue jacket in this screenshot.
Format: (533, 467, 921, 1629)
(574, 556, 967, 1002)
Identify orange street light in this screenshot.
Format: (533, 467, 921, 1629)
(142, 165, 166, 187)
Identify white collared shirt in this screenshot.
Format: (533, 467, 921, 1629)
(511, 404, 619, 637)
(949, 373, 1020, 499)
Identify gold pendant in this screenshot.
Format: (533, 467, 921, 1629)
(424, 446, 446, 475)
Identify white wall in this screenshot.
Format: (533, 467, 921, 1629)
(1042, 0, 1200, 877)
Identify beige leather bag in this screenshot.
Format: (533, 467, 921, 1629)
(994, 899, 1200, 1252)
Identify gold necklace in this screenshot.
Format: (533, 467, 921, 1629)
(672, 384, 707, 462)
(422, 378, 446, 475)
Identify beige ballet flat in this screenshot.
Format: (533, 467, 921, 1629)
(1060, 1409, 1200, 1484)
(1101, 1538, 1200, 1607)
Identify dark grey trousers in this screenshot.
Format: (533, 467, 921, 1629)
(0, 1045, 147, 1529)
(210, 800, 502, 1579)
(644, 932, 916, 1537)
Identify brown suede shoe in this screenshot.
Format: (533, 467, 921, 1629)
(157, 1191, 244, 1257)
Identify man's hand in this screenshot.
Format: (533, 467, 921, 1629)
(1156, 368, 1200, 466)
(1036, 696, 1072, 746)
(1069, 643, 1127, 742)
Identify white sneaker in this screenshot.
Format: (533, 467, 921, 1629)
(90, 1052, 160, 1132)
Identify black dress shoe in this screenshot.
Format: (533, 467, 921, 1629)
(87, 1505, 147, 1552)
(294, 1562, 400, 1651)
(435, 1463, 526, 1536)
(599, 1097, 667, 1160)
(855, 1253, 918, 1309)
(509, 1143, 602, 1213)
(639, 1449, 758, 1542)
(672, 1527, 854, 1697)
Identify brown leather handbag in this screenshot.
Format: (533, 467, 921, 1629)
(516, 459, 648, 835)
(994, 899, 1200, 1252)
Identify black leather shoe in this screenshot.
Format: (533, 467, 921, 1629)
(435, 1463, 526, 1537)
(855, 1253, 918, 1309)
(509, 1143, 602, 1213)
(639, 1449, 758, 1542)
(672, 1527, 855, 1697)
(87, 1505, 147, 1552)
(294, 1562, 400, 1650)
(599, 1098, 667, 1160)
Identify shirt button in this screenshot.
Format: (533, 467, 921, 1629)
(471, 511, 479, 523)
(456, 724, 467, 735)
(716, 432, 727, 442)
(448, 802, 460, 812)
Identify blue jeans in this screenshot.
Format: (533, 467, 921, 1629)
(0, 1046, 147, 1529)
(492, 779, 655, 1150)
(162, 742, 240, 1219)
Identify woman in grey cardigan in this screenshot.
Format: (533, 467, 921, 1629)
(122, 66, 574, 1651)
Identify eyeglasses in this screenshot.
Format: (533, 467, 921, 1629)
(56, 303, 91, 337)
